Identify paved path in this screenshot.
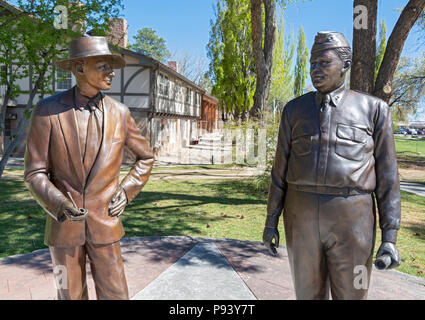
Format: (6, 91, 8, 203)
(400, 181, 425, 198)
(1, 236, 424, 300)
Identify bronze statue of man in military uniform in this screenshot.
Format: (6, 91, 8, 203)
(24, 36, 154, 300)
(263, 31, 401, 300)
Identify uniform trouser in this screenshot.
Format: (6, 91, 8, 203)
(49, 241, 129, 300)
(283, 187, 376, 300)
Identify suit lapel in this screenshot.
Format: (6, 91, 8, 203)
(86, 93, 117, 187)
(57, 88, 85, 187)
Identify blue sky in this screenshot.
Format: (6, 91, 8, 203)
(120, 0, 424, 120)
(121, 0, 423, 60)
(7, 0, 424, 119)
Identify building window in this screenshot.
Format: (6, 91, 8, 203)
(159, 73, 169, 97)
(195, 92, 201, 106)
(174, 83, 180, 101)
(185, 87, 192, 104)
(56, 69, 72, 91)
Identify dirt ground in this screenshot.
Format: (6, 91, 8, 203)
(398, 156, 425, 184)
(2, 166, 264, 181)
(2, 158, 424, 184)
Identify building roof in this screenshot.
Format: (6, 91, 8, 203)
(202, 92, 219, 104)
(0, 0, 219, 103)
(115, 46, 207, 93)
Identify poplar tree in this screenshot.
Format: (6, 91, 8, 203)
(293, 26, 308, 97)
(268, 13, 295, 114)
(207, 0, 256, 120)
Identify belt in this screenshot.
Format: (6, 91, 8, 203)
(289, 184, 371, 196)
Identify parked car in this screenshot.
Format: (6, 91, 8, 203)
(417, 129, 424, 135)
(409, 128, 418, 135)
(399, 128, 408, 135)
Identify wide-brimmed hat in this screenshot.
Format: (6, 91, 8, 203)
(311, 31, 351, 55)
(55, 36, 126, 71)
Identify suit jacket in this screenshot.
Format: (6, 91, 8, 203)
(24, 87, 154, 247)
(267, 87, 401, 243)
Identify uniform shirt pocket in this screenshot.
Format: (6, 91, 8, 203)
(335, 123, 368, 161)
(292, 124, 314, 156)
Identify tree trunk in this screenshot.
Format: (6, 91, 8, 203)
(0, 74, 43, 178)
(249, 0, 276, 119)
(350, 0, 378, 94)
(373, 0, 425, 103)
(0, 84, 11, 155)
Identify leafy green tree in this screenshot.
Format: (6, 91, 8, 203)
(293, 26, 308, 97)
(390, 54, 425, 122)
(207, 0, 256, 120)
(129, 27, 171, 62)
(268, 12, 295, 115)
(0, 0, 123, 177)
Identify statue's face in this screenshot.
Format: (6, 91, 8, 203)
(310, 49, 346, 94)
(80, 56, 115, 91)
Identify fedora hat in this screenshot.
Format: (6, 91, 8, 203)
(55, 36, 126, 71)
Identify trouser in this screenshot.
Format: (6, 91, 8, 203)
(283, 187, 376, 300)
(49, 241, 129, 300)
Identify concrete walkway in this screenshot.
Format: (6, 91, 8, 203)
(1, 236, 424, 300)
(400, 181, 425, 198)
(5, 158, 425, 197)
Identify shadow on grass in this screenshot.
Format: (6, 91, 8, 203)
(0, 178, 46, 258)
(397, 155, 425, 167)
(122, 179, 265, 238)
(0, 177, 268, 272)
(404, 223, 425, 241)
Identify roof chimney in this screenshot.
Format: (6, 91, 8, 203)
(167, 61, 178, 73)
(107, 18, 128, 49)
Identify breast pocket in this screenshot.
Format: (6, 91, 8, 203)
(292, 125, 314, 156)
(335, 124, 368, 161)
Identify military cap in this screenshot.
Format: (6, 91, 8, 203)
(311, 31, 351, 54)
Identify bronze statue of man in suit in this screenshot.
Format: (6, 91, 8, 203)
(24, 36, 154, 300)
(263, 31, 401, 300)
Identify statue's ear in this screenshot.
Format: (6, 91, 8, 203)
(75, 64, 84, 75)
(72, 60, 85, 76)
(342, 59, 352, 73)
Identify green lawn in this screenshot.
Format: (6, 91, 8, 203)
(0, 171, 424, 279)
(0, 175, 281, 258)
(394, 136, 425, 159)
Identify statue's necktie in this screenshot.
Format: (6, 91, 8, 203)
(321, 94, 331, 113)
(317, 93, 331, 184)
(83, 98, 102, 176)
(319, 94, 331, 131)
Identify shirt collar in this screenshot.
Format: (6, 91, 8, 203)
(315, 84, 346, 108)
(73, 86, 103, 112)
